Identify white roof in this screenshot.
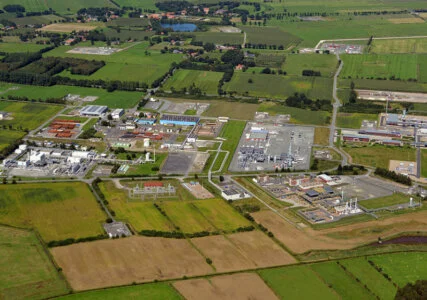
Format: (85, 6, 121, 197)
(318, 174, 333, 181)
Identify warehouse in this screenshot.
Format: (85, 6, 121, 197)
(358, 129, 401, 138)
(111, 108, 124, 120)
(342, 134, 370, 143)
(160, 114, 199, 126)
(80, 105, 108, 116)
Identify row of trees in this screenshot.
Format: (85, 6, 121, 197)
(374, 167, 412, 186)
(285, 93, 333, 112)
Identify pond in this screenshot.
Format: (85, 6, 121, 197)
(161, 23, 197, 32)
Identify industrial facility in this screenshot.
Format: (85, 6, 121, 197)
(80, 105, 108, 116)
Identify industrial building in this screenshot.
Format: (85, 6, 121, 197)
(111, 108, 124, 120)
(160, 114, 199, 126)
(0, 111, 8, 120)
(136, 118, 156, 125)
(358, 129, 401, 138)
(80, 105, 108, 116)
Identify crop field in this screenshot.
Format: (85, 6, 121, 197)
(107, 17, 150, 28)
(339, 78, 427, 93)
(163, 69, 223, 95)
(225, 72, 333, 100)
(336, 113, 378, 129)
(0, 84, 142, 109)
(370, 38, 427, 54)
(311, 262, 374, 299)
(258, 102, 330, 125)
(40, 23, 101, 32)
(340, 54, 420, 81)
(340, 258, 397, 299)
(174, 273, 279, 300)
(9, 14, 64, 26)
(51, 236, 213, 290)
(254, 53, 285, 68)
(0, 182, 106, 242)
(368, 252, 427, 287)
(343, 145, 416, 168)
(203, 101, 259, 120)
(45, 42, 184, 84)
(0, 226, 69, 300)
(0, 130, 25, 151)
(359, 193, 410, 210)
(192, 199, 251, 232)
(57, 283, 181, 300)
(284, 54, 338, 77)
(0, 42, 47, 53)
(0, 0, 115, 14)
(259, 265, 338, 299)
(98, 181, 175, 232)
(103, 28, 155, 41)
(192, 32, 244, 45)
(241, 26, 302, 48)
(0, 101, 63, 130)
(219, 120, 246, 171)
(113, 0, 157, 10)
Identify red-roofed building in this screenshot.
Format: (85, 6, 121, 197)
(143, 181, 164, 188)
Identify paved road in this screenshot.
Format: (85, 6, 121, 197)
(314, 35, 427, 49)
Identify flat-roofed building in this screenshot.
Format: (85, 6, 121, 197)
(80, 105, 108, 116)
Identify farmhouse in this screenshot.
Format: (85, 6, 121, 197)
(160, 114, 200, 126)
(80, 105, 108, 117)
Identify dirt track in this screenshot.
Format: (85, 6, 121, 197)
(252, 210, 427, 254)
(174, 273, 279, 300)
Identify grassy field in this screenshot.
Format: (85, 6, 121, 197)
(343, 145, 416, 168)
(192, 32, 244, 45)
(284, 54, 338, 77)
(340, 54, 419, 81)
(339, 78, 427, 93)
(0, 182, 106, 242)
(98, 181, 175, 232)
(225, 72, 333, 100)
(126, 153, 167, 176)
(0, 226, 69, 300)
(163, 69, 223, 95)
(336, 113, 378, 129)
(313, 127, 330, 145)
(0, 42, 47, 53)
(192, 199, 251, 231)
(241, 26, 302, 48)
(370, 38, 427, 54)
(369, 252, 427, 287)
(340, 258, 397, 299)
(0, 84, 143, 109)
(202, 101, 259, 120)
(160, 201, 215, 233)
(259, 265, 339, 299)
(45, 42, 184, 84)
(57, 282, 181, 299)
(219, 120, 246, 171)
(0, 101, 63, 130)
(422, 150, 427, 178)
(0, 130, 25, 151)
(0, 0, 115, 14)
(359, 193, 411, 210)
(310, 262, 374, 299)
(258, 102, 330, 125)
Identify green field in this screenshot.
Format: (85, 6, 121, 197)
(258, 102, 330, 125)
(284, 54, 338, 77)
(202, 100, 259, 120)
(313, 127, 330, 146)
(57, 282, 181, 300)
(99, 181, 175, 232)
(0, 130, 25, 151)
(369, 252, 427, 287)
(0, 226, 69, 300)
(371, 38, 427, 54)
(0, 182, 106, 242)
(336, 113, 378, 129)
(0, 42, 47, 53)
(160, 201, 215, 233)
(192, 32, 244, 45)
(219, 120, 246, 171)
(340, 54, 419, 81)
(343, 145, 415, 168)
(193, 199, 251, 231)
(259, 265, 339, 299)
(241, 26, 302, 48)
(0, 84, 142, 109)
(126, 153, 167, 176)
(311, 262, 374, 299)
(225, 72, 333, 100)
(0, 101, 62, 130)
(422, 150, 427, 178)
(339, 78, 427, 93)
(359, 193, 411, 210)
(163, 69, 223, 95)
(44, 42, 184, 84)
(340, 258, 397, 299)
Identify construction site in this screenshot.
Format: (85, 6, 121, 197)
(229, 123, 314, 172)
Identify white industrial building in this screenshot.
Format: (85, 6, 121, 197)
(80, 105, 108, 116)
(111, 108, 124, 120)
(0, 111, 8, 120)
(29, 151, 46, 164)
